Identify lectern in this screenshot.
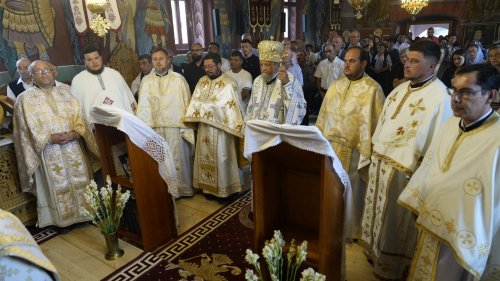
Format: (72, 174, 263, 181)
(251, 142, 345, 280)
(94, 124, 177, 251)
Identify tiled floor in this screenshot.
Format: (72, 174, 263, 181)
(40, 191, 376, 281)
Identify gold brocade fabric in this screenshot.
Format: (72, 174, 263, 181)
(246, 72, 306, 125)
(399, 113, 500, 280)
(316, 74, 384, 172)
(13, 84, 99, 226)
(137, 71, 195, 144)
(371, 79, 453, 175)
(0, 143, 36, 224)
(0, 209, 59, 279)
(185, 74, 245, 138)
(1, 0, 55, 45)
(186, 74, 244, 196)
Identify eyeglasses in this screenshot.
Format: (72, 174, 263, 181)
(32, 68, 56, 75)
(204, 64, 217, 69)
(451, 88, 482, 100)
(191, 48, 203, 53)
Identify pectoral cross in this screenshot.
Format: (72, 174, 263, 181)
(269, 98, 283, 119)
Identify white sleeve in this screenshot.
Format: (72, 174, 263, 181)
(130, 74, 141, 96)
(6, 86, 16, 100)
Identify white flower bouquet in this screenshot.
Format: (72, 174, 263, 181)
(245, 230, 326, 281)
(80, 176, 130, 235)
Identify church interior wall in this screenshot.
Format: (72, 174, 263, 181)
(0, 0, 498, 86)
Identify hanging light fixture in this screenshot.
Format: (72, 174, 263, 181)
(86, 0, 111, 37)
(401, 0, 429, 20)
(347, 0, 372, 20)
(86, 0, 110, 14)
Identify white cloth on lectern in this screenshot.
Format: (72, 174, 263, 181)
(89, 105, 179, 198)
(244, 120, 352, 238)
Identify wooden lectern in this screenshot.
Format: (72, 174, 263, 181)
(251, 142, 345, 280)
(94, 124, 177, 251)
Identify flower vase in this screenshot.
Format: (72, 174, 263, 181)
(103, 231, 124, 260)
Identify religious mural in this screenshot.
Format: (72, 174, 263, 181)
(1, 0, 54, 60)
(0, 0, 73, 73)
(0, 0, 171, 73)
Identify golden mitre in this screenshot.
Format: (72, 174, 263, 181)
(257, 39, 285, 62)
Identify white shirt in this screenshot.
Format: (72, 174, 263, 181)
(71, 67, 137, 122)
(130, 73, 142, 96)
(7, 77, 33, 100)
(314, 57, 345, 89)
(221, 57, 231, 73)
(225, 68, 253, 111)
(225, 68, 253, 95)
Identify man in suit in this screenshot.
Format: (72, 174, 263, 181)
(7, 58, 33, 100)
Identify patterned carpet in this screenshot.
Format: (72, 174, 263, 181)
(27, 225, 58, 244)
(102, 191, 253, 281)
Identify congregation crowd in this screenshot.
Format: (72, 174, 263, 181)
(3, 26, 500, 281)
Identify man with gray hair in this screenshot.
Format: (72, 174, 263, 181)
(7, 58, 33, 100)
(14, 60, 99, 229)
(246, 40, 306, 125)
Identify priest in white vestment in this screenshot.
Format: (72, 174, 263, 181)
(0, 209, 60, 281)
(399, 64, 500, 281)
(316, 47, 385, 240)
(14, 60, 99, 228)
(136, 47, 195, 197)
(246, 40, 306, 125)
(185, 53, 246, 198)
(360, 41, 454, 280)
(71, 46, 137, 122)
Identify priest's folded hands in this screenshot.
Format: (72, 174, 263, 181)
(50, 131, 79, 145)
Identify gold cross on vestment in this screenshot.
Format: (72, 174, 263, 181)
(52, 165, 63, 175)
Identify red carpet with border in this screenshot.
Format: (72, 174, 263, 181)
(103, 191, 254, 281)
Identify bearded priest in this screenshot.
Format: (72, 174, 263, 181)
(185, 53, 246, 198)
(245, 39, 306, 125)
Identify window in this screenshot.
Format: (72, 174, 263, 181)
(409, 23, 450, 40)
(283, 0, 297, 40)
(171, 0, 189, 49)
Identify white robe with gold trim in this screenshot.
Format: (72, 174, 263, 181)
(185, 74, 245, 197)
(246, 72, 306, 125)
(398, 113, 500, 281)
(136, 71, 195, 197)
(360, 78, 453, 279)
(14, 84, 99, 228)
(316, 74, 385, 239)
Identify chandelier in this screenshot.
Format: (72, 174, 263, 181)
(401, 0, 429, 19)
(87, 0, 110, 14)
(86, 0, 111, 37)
(347, 0, 372, 20)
